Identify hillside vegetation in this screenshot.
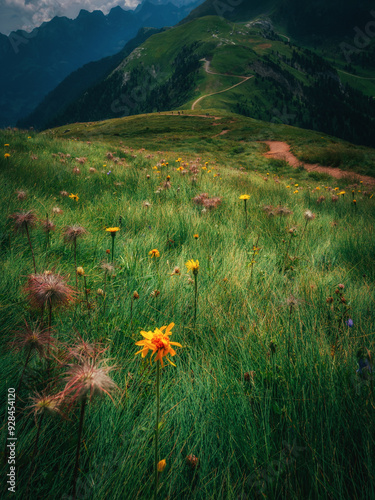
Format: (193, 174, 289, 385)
(32, 16, 375, 149)
(0, 114, 375, 499)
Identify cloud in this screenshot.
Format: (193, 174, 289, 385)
(0, 0, 142, 34)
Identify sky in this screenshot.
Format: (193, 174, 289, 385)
(0, 0, 142, 35)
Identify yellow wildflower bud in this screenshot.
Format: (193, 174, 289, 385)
(157, 460, 166, 472)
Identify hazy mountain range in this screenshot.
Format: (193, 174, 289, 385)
(0, 0, 203, 127)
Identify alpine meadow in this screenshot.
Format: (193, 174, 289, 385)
(1, 1, 375, 499)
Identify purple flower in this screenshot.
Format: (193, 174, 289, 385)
(107, 171, 111, 175)
(357, 359, 372, 375)
(346, 318, 354, 327)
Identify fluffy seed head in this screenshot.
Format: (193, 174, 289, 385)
(9, 210, 37, 233)
(9, 320, 54, 357)
(63, 225, 87, 244)
(16, 190, 27, 201)
(100, 262, 115, 274)
(186, 454, 199, 470)
(64, 357, 118, 403)
(25, 272, 75, 308)
(27, 391, 64, 422)
(41, 218, 56, 232)
(304, 210, 316, 221)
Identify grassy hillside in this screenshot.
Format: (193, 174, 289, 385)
(0, 114, 375, 498)
(41, 15, 375, 149)
(49, 110, 375, 177)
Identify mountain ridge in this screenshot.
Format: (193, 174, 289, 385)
(0, 0, 203, 127)
(25, 12, 375, 148)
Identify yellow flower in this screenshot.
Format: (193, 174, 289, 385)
(286, 185, 290, 188)
(186, 259, 199, 275)
(193, 234, 199, 239)
(4, 144, 9, 146)
(149, 249, 160, 258)
(106, 227, 120, 233)
(157, 459, 166, 472)
(294, 190, 299, 194)
(294, 184, 299, 187)
(135, 323, 182, 367)
(76, 266, 85, 276)
(239, 195, 250, 200)
(339, 191, 346, 196)
(4, 153, 10, 158)
(176, 166, 184, 171)
(69, 193, 79, 201)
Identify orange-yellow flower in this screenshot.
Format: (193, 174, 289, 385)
(149, 249, 160, 258)
(105, 227, 120, 233)
(186, 259, 199, 275)
(135, 323, 182, 366)
(4, 153, 10, 158)
(239, 194, 250, 200)
(157, 459, 166, 472)
(69, 193, 79, 201)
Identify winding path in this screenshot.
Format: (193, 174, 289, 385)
(261, 141, 375, 185)
(337, 69, 375, 81)
(191, 59, 253, 110)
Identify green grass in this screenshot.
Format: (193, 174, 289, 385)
(0, 119, 375, 499)
(50, 111, 375, 176)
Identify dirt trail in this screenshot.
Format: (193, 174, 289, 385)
(261, 141, 375, 186)
(192, 59, 253, 110)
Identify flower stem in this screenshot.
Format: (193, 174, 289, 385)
(244, 199, 248, 228)
(26, 412, 45, 493)
(46, 213, 50, 250)
(103, 272, 107, 314)
(111, 233, 115, 263)
(31, 412, 44, 463)
(47, 299, 52, 378)
(130, 298, 133, 328)
(25, 224, 36, 273)
(83, 276, 90, 311)
(282, 235, 293, 275)
(194, 275, 198, 327)
(16, 345, 33, 393)
(74, 239, 78, 290)
(154, 361, 160, 500)
(295, 220, 308, 257)
(72, 396, 87, 500)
